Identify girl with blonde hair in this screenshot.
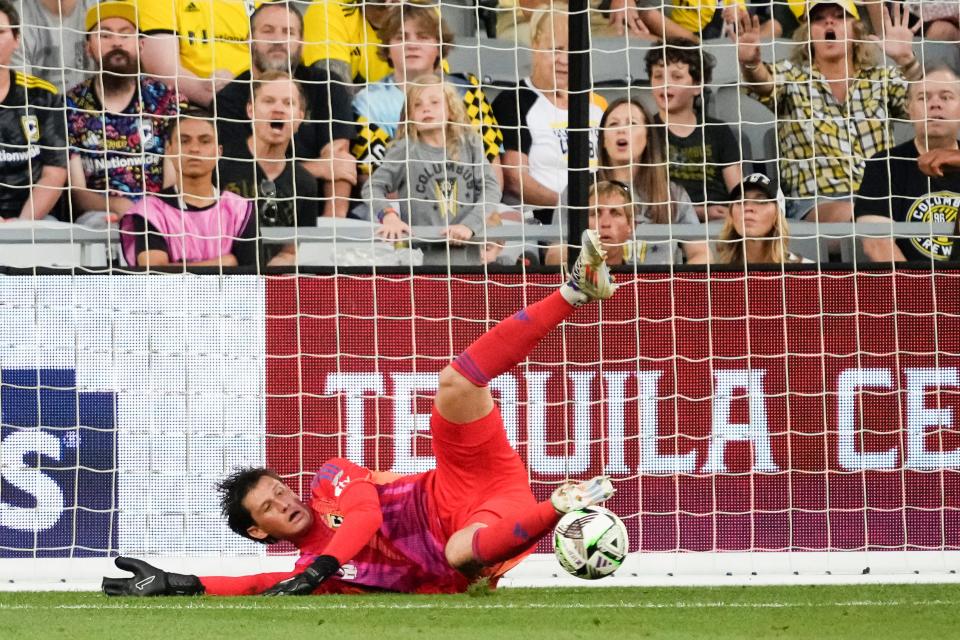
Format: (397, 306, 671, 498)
(363, 75, 502, 258)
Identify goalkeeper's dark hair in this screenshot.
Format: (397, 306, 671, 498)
(218, 467, 283, 544)
(643, 40, 714, 86)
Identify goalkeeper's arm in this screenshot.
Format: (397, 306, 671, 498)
(101, 556, 304, 596)
(260, 481, 383, 595)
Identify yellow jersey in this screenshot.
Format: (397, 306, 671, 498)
(302, 0, 392, 84)
(137, 0, 252, 78)
(669, 0, 746, 33)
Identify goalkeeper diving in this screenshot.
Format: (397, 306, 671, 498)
(102, 231, 619, 596)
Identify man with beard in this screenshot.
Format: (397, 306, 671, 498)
(66, 1, 179, 226)
(215, 1, 356, 217)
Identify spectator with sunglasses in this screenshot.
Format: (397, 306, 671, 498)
(218, 72, 319, 267)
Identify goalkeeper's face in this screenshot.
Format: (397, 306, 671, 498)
(242, 475, 315, 542)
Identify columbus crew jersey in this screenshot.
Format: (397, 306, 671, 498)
(0, 71, 67, 217)
(137, 0, 253, 78)
(302, 0, 392, 84)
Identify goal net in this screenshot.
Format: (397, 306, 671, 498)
(1, 0, 960, 588)
(3, 268, 960, 586)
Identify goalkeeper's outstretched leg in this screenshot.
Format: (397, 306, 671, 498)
(101, 230, 620, 597)
(434, 229, 617, 425)
(433, 229, 618, 575)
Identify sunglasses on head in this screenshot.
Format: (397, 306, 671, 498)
(259, 179, 280, 226)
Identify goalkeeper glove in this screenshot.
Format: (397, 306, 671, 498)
(101, 556, 205, 597)
(260, 555, 340, 596)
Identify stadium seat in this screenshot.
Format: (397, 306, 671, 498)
(914, 40, 960, 73)
(441, 0, 489, 38)
(702, 39, 739, 85)
(447, 37, 531, 85)
(589, 37, 657, 86)
(0, 221, 104, 268)
(892, 118, 914, 146)
(448, 36, 656, 88)
(699, 38, 794, 86)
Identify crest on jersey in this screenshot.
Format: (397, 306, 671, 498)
(20, 116, 39, 143)
(138, 118, 155, 147)
(328, 513, 344, 528)
(434, 178, 458, 220)
(907, 190, 960, 260)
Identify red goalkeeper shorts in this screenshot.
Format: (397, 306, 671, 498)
(428, 404, 537, 538)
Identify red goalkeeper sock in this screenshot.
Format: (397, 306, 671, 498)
(451, 290, 575, 386)
(471, 501, 560, 565)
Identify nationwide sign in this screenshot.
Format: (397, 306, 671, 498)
(1, 271, 959, 557)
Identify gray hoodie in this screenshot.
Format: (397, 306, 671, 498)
(363, 136, 501, 236)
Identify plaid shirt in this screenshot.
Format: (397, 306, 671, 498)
(746, 60, 909, 198)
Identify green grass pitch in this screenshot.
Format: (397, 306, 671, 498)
(1, 584, 957, 640)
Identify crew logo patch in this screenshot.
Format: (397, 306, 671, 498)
(20, 116, 39, 143)
(434, 178, 458, 220)
(907, 190, 960, 260)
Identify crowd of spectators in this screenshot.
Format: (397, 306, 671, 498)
(0, 0, 958, 268)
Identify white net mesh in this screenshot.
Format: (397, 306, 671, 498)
(1, 0, 960, 586)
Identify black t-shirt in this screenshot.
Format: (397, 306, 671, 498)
(855, 139, 960, 262)
(655, 113, 740, 207)
(126, 187, 259, 266)
(218, 136, 320, 226)
(214, 65, 355, 159)
(0, 70, 67, 217)
(218, 136, 320, 262)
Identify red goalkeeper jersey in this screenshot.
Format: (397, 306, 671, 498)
(201, 458, 472, 595)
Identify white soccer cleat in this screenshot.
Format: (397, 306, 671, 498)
(550, 476, 615, 514)
(561, 229, 616, 306)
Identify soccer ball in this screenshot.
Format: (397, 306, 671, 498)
(553, 505, 628, 580)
